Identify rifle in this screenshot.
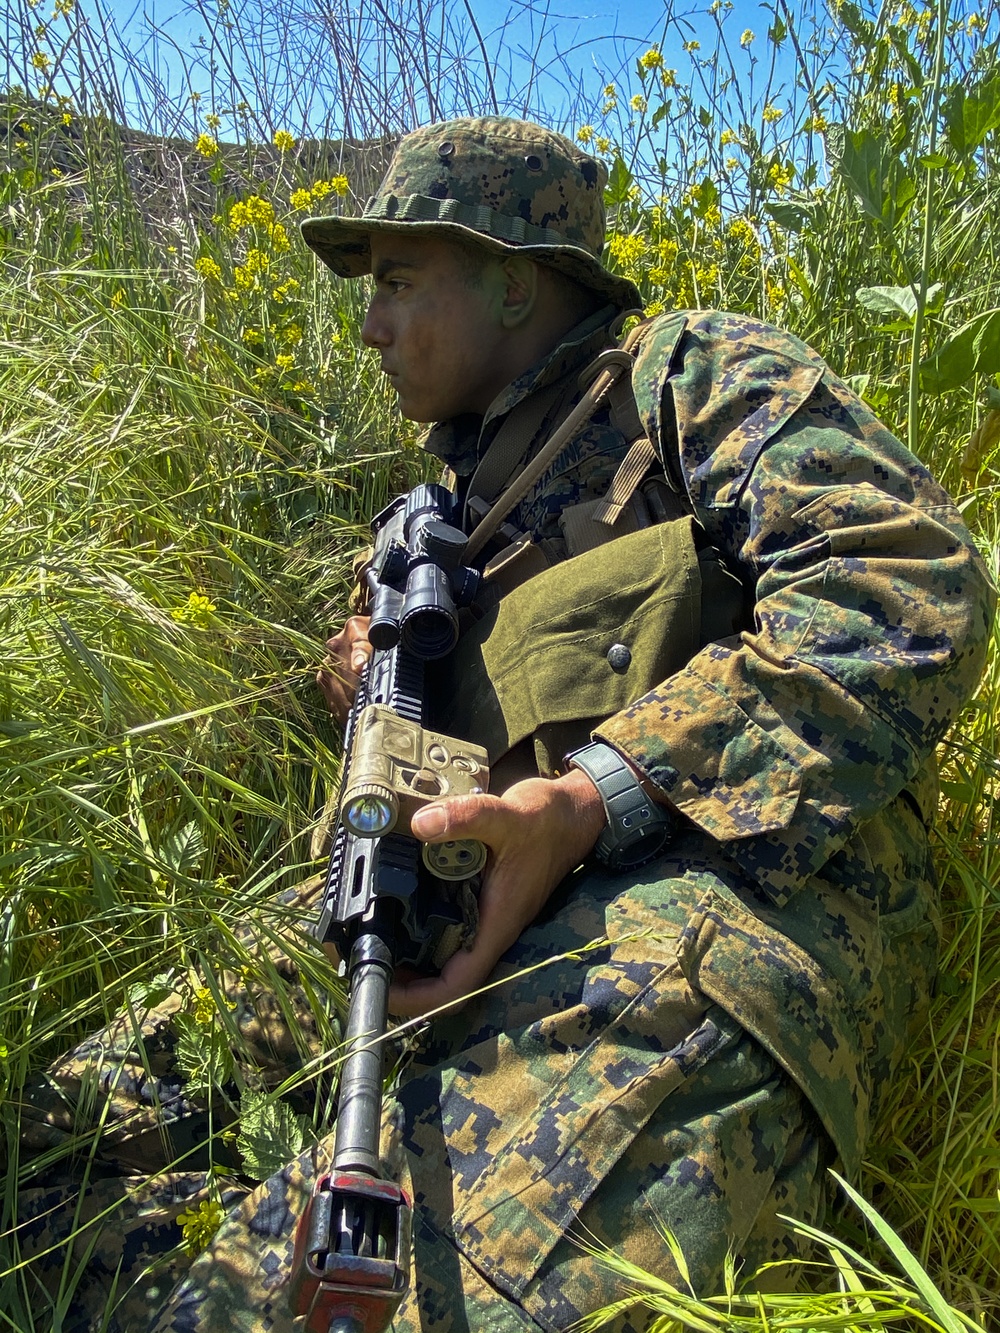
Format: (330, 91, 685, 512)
(290, 483, 488, 1333)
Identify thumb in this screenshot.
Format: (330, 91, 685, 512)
(409, 794, 504, 844)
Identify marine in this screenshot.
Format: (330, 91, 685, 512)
(15, 117, 995, 1332)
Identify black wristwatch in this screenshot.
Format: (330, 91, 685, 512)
(565, 741, 677, 872)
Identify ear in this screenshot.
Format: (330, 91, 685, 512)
(498, 256, 539, 329)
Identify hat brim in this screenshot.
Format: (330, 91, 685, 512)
(300, 214, 643, 313)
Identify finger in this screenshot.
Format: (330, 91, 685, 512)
(329, 616, 373, 673)
(389, 862, 531, 1018)
(409, 793, 508, 845)
(389, 929, 510, 1018)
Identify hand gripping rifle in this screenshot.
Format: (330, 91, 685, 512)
(290, 484, 488, 1333)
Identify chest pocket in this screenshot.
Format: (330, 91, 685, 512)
(430, 515, 744, 775)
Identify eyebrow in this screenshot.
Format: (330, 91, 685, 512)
(373, 257, 423, 281)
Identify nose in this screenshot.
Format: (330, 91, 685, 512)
(361, 297, 388, 348)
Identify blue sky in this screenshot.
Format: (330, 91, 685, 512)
(96, 0, 797, 137)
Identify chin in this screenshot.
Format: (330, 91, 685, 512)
(398, 400, 436, 423)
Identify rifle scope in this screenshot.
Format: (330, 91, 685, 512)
(367, 486, 477, 659)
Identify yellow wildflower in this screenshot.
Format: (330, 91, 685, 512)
(767, 161, 794, 192)
(290, 188, 312, 210)
(195, 133, 218, 158)
(275, 353, 294, 372)
(170, 591, 217, 628)
(726, 156, 738, 170)
(657, 238, 679, 263)
(762, 103, 783, 122)
(576, 125, 594, 145)
(195, 256, 222, 281)
(35, 23, 47, 37)
(242, 328, 265, 346)
(54, 0, 74, 13)
(727, 217, 757, 246)
(804, 113, 828, 133)
(649, 265, 673, 286)
(31, 51, 50, 71)
(640, 48, 664, 70)
(967, 11, 983, 31)
(273, 129, 296, 152)
(244, 247, 269, 273)
(110, 289, 126, 308)
(741, 28, 755, 44)
(193, 987, 215, 1025)
(644, 298, 666, 317)
(178, 1200, 225, 1257)
(190, 90, 201, 103)
(720, 128, 738, 146)
(695, 263, 719, 287)
(682, 39, 700, 52)
(661, 68, 677, 88)
(229, 196, 275, 232)
(703, 204, 721, 228)
(630, 94, 647, 113)
(311, 179, 333, 199)
(205, 113, 221, 130)
(608, 233, 647, 268)
(270, 222, 290, 251)
(281, 324, 303, 345)
(291, 379, 315, 394)
(61, 111, 71, 125)
(331, 175, 349, 196)
(596, 137, 611, 154)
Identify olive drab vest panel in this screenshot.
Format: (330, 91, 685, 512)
(431, 515, 746, 777)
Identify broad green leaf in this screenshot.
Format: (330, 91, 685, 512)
(945, 72, 1000, 157)
(920, 308, 1000, 393)
(762, 200, 811, 232)
(835, 127, 916, 230)
(838, 1, 875, 42)
(158, 819, 206, 873)
(695, 176, 718, 214)
(856, 284, 942, 320)
(857, 285, 919, 319)
(238, 1088, 313, 1180)
(605, 156, 634, 206)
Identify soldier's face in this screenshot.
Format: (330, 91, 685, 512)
(362, 233, 511, 422)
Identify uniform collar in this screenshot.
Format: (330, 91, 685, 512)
(420, 304, 618, 476)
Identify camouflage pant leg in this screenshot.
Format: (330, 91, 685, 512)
(14, 1171, 250, 1333)
(18, 875, 332, 1176)
(13, 877, 333, 1332)
(147, 854, 833, 1333)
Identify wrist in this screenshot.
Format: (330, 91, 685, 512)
(557, 766, 610, 848)
(564, 741, 678, 872)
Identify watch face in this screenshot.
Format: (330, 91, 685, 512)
(609, 822, 674, 871)
(569, 741, 676, 873)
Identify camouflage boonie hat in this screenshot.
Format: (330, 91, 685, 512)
(301, 117, 642, 311)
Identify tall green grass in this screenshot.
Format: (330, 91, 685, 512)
(1, 0, 999, 1327)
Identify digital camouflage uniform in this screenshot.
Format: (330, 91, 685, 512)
(15, 119, 995, 1333)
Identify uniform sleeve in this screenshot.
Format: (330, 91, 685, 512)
(595, 312, 995, 902)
